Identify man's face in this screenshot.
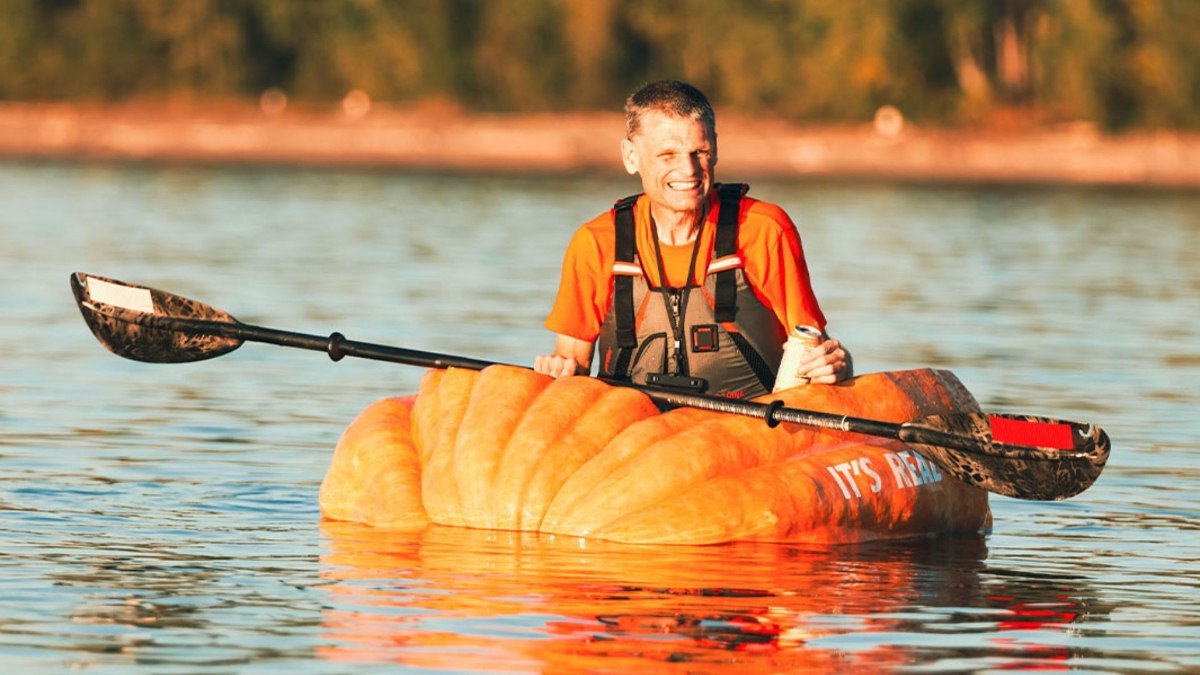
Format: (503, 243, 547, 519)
(621, 110, 717, 218)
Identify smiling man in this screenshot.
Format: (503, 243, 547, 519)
(534, 80, 850, 398)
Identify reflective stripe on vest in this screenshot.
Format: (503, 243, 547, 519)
(596, 183, 787, 399)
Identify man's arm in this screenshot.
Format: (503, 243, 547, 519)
(745, 203, 852, 384)
(533, 334, 595, 378)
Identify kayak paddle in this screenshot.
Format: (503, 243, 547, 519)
(70, 272, 1110, 501)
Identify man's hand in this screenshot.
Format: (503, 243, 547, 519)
(534, 353, 587, 378)
(791, 338, 853, 384)
(533, 334, 595, 378)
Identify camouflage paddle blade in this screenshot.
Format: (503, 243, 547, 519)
(71, 272, 243, 363)
(902, 413, 1111, 500)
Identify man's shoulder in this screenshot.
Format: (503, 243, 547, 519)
(576, 209, 619, 241)
(583, 206, 619, 229)
(739, 194, 796, 235)
(563, 210, 618, 260)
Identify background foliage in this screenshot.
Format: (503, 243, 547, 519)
(1, 0, 1196, 130)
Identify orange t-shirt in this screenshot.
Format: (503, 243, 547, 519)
(545, 190, 827, 342)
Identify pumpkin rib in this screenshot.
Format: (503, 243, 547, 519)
(417, 368, 481, 526)
(550, 414, 795, 537)
(589, 458, 808, 544)
(540, 407, 709, 532)
(451, 366, 552, 529)
(519, 386, 660, 531)
(547, 414, 722, 535)
(409, 368, 443, 465)
(319, 396, 428, 529)
(488, 376, 612, 530)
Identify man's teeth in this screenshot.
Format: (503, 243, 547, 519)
(668, 181, 700, 189)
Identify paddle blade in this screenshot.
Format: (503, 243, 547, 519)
(71, 272, 243, 363)
(900, 413, 1110, 501)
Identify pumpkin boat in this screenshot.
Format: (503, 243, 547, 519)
(319, 366, 992, 545)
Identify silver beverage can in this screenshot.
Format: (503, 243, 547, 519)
(773, 325, 824, 392)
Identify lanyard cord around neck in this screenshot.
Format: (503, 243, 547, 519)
(650, 221, 704, 376)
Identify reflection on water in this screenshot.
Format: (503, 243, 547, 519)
(1, 162, 1198, 671)
(318, 523, 1106, 672)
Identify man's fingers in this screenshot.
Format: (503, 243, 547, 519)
(534, 354, 580, 378)
(796, 339, 850, 383)
(797, 339, 839, 371)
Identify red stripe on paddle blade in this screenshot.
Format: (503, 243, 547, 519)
(989, 415, 1075, 450)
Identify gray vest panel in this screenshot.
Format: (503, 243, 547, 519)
(596, 185, 786, 399)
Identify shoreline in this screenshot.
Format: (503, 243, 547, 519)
(1, 102, 1198, 188)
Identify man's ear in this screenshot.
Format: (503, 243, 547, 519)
(620, 138, 639, 175)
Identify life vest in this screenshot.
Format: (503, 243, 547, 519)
(596, 183, 787, 399)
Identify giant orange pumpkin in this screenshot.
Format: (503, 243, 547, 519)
(319, 367, 990, 544)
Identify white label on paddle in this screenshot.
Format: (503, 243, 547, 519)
(87, 277, 155, 314)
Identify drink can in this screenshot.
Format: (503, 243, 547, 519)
(773, 325, 824, 392)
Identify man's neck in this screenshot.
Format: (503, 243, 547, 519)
(650, 204, 708, 246)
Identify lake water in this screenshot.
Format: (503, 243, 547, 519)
(2, 161, 1198, 672)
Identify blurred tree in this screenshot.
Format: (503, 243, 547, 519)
(468, 0, 569, 110)
(0, 0, 1194, 129)
(1030, 0, 1120, 127)
(785, 0, 904, 121)
(1113, 0, 1200, 128)
(558, 0, 619, 108)
(0, 1, 43, 98)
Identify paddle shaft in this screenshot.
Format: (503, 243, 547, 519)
(72, 271, 1111, 500)
(156, 314, 950, 449)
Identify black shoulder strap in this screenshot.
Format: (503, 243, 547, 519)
(713, 183, 747, 322)
(612, 194, 640, 350)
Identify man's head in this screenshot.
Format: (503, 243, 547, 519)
(621, 81, 718, 223)
(624, 80, 716, 140)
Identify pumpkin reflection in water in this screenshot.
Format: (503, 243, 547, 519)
(317, 524, 1098, 671)
(320, 366, 991, 544)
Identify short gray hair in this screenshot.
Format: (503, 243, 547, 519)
(624, 80, 715, 139)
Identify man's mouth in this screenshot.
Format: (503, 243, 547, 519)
(667, 180, 702, 191)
